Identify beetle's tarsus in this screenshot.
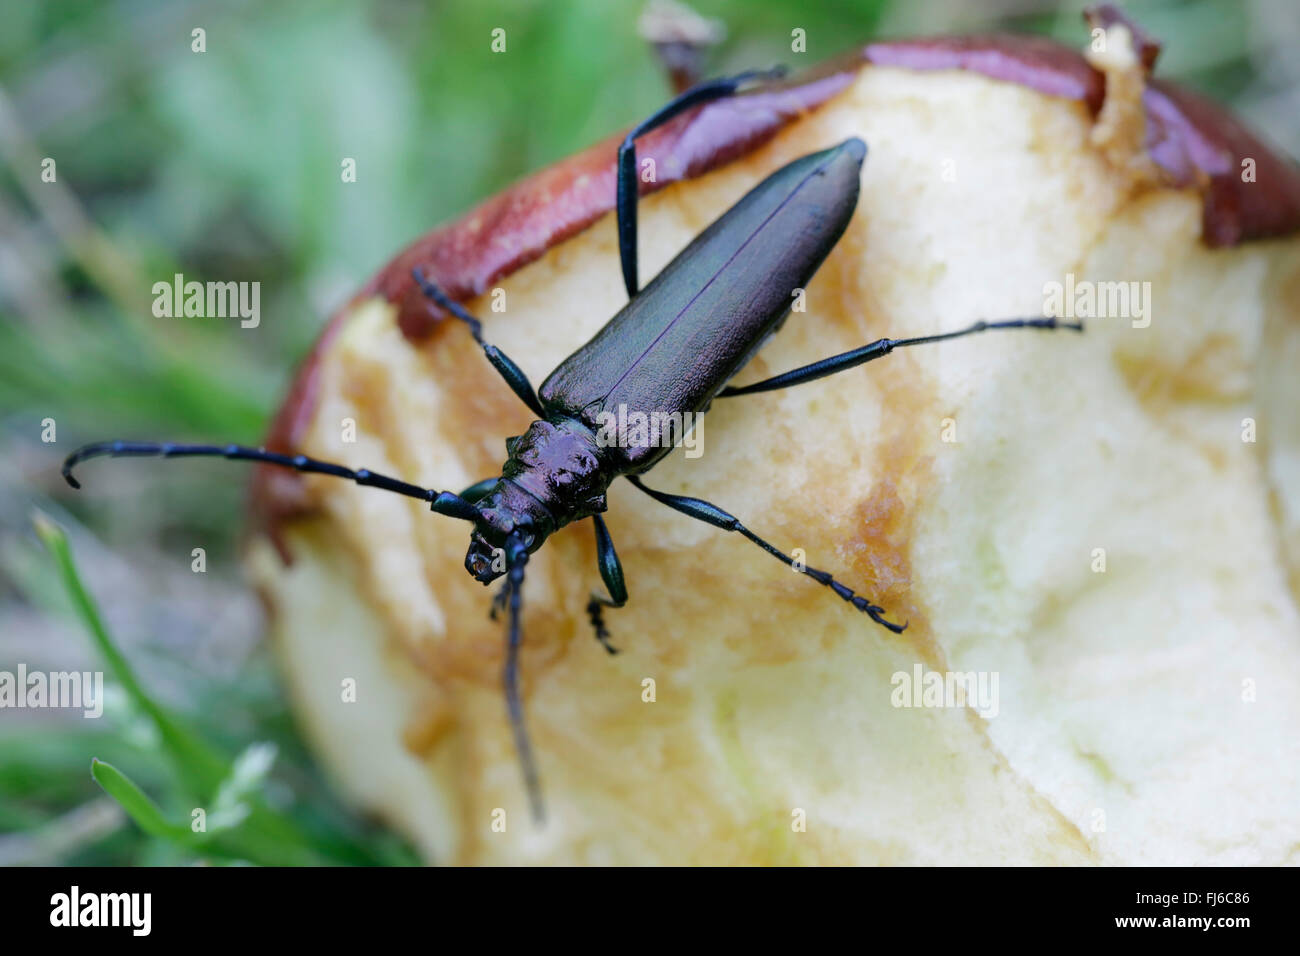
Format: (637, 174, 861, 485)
(586, 598, 620, 654)
(859, 603, 908, 635)
(489, 580, 511, 620)
(811, 565, 906, 634)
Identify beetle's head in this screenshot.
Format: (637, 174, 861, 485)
(464, 418, 611, 583)
(464, 480, 553, 584)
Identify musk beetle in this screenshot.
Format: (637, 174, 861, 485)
(62, 70, 1082, 821)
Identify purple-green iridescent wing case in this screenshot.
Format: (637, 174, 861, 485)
(538, 138, 866, 472)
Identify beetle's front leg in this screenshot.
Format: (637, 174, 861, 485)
(489, 579, 511, 621)
(412, 269, 546, 417)
(586, 514, 627, 654)
(617, 67, 785, 299)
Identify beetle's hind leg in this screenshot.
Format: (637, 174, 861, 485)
(628, 477, 906, 634)
(617, 67, 785, 299)
(718, 317, 1083, 397)
(586, 515, 627, 654)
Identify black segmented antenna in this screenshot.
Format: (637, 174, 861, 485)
(61, 440, 481, 520)
(502, 532, 545, 823)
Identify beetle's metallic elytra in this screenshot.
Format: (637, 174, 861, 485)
(62, 72, 1081, 823)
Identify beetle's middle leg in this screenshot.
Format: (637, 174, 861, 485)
(617, 67, 785, 299)
(412, 268, 546, 417)
(718, 317, 1083, 397)
(586, 514, 627, 654)
(627, 477, 905, 634)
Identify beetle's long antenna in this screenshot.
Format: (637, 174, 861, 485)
(503, 533, 545, 824)
(61, 441, 480, 520)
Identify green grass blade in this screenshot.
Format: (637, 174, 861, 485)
(33, 511, 231, 795)
(34, 512, 349, 865)
(90, 758, 191, 842)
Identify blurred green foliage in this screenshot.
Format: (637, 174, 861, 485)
(0, 0, 1294, 865)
